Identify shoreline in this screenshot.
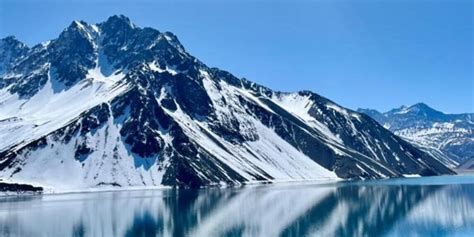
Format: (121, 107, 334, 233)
(0, 177, 342, 197)
(3, 174, 474, 197)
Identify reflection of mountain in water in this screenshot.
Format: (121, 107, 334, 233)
(387, 184, 474, 237)
(0, 180, 473, 237)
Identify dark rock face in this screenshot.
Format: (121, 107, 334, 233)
(0, 15, 455, 190)
(0, 36, 29, 75)
(0, 36, 35, 97)
(112, 86, 167, 158)
(8, 68, 49, 98)
(49, 21, 97, 88)
(0, 182, 43, 193)
(358, 104, 474, 163)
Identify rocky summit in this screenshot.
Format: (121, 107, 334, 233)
(0, 15, 454, 191)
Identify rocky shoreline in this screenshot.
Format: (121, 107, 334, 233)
(0, 182, 43, 195)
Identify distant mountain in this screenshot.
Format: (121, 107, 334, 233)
(458, 158, 474, 170)
(0, 15, 453, 191)
(358, 103, 474, 166)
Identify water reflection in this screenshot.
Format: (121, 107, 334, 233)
(0, 176, 473, 237)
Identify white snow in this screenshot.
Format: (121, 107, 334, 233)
(148, 61, 178, 75)
(394, 105, 410, 114)
(169, 75, 339, 183)
(90, 24, 100, 33)
(0, 64, 129, 153)
(271, 93, 344, 145)
(86, 66, 124, 85)
(271, 93, 314, 121)
(1, 67, 341, 191)
(0, 113, 168, 192)
(403, 174, 421, 178)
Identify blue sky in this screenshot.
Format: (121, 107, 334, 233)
(1, 0, 472, 113)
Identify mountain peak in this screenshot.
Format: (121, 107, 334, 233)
(1, 35, 18, 43)
(60, 20, 98, 42)
(406, 102, 444, 116)
(107, 14, 132, 24)
(410, 102, 432, 110)
(384, 102, 443, 117)
(102, 14, 135, 31)
(0, 35, 29, 75)
(1, 36, 28, 49)
(65, 20, 85, 31)
(357, 108, 382, 115)
(70, 20, 87, 28)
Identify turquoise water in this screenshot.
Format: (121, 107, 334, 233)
(0, 176, 473, 237)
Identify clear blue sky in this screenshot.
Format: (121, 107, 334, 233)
(1, 0, 472, 113)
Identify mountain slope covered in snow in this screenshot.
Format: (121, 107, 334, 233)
(358, 104, 474, 166)
(0, 16, 454, 191)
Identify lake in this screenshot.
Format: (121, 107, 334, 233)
(0, 175, 473, 237)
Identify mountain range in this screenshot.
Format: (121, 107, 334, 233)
(358, 103, 473, 167)
(0, 15, 454, 192)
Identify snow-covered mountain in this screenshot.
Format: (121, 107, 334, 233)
(0, 15, 453, 191)
(358, 103, 474, 166)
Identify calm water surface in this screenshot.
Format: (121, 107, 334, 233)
(0, 176, 473, 237)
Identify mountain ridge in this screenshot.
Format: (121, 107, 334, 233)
(0, 15, 454, 191)
(358, 103, 474, 165)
